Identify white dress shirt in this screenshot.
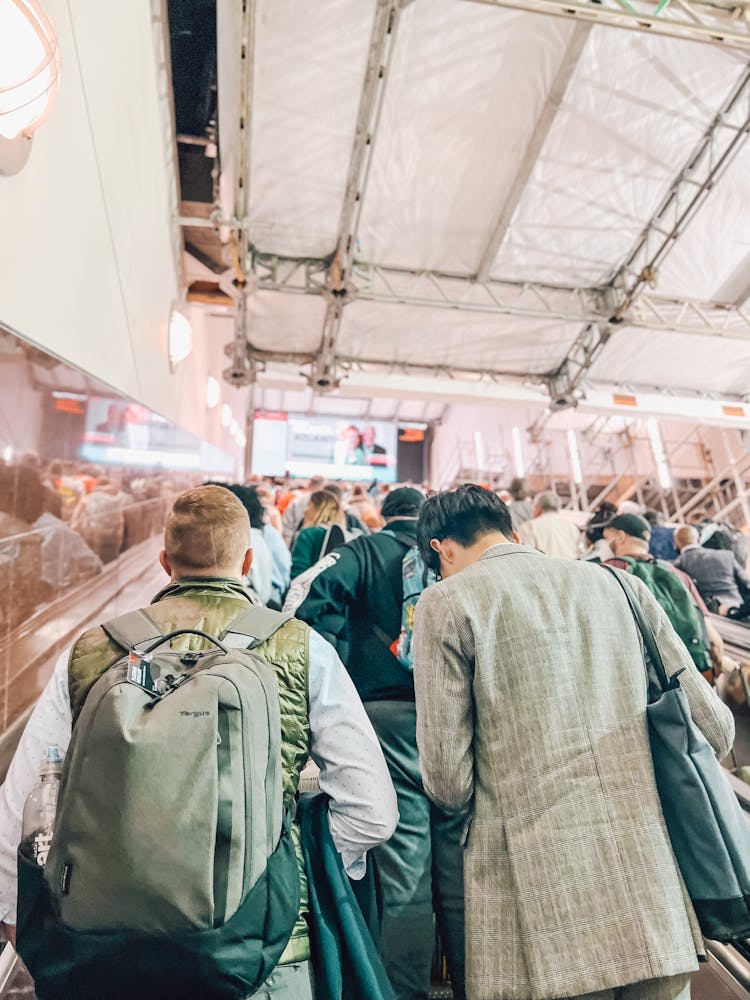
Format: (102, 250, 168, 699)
(263, 524, 292, 602)
(248, 526, 274, 605)
(0, 630, 397, 924)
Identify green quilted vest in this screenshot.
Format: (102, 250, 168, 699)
(67, 578, 312, 965)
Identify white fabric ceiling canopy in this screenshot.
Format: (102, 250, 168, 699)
(242, 1, 376, 258)
(213, 0, 750, 406)
(252, 382, 447, 423)
(337, 300, 581, 373)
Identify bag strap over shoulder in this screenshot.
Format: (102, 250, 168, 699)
(103, 605, 291, 654)
(102, 609, 164, 651)
(603, 565, 680, 699)
(381, 529, 415, 549)
(321, 523, 346, 558)
(222, 605, 292, 650)
(318, 524, 334, 562)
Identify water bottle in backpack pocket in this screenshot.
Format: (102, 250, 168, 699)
(20, 746, 63, 869)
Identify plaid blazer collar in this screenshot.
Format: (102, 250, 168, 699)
(478, 542, 540, 561)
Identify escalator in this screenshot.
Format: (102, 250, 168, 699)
(0, 943, 31, 999)
(0, 536, 168, 781)
(692, 774, 750, 998)
(694, 947, 750, 999)
(711, 613, 750, 769)
(0, 539, 169, 1000)
(4, 615, 750, 997)
(712, 614, 750, 662)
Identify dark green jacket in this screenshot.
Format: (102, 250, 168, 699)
(291, 526, 328, 579)
(296, 521, 417, 701)
(299, 794, 394, 1000)
(67, 577, 311, 965)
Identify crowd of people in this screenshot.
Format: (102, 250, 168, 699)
(0, 472, 745, 1000)
(0, 455, 192, 630)
(493, 477, 750, 688)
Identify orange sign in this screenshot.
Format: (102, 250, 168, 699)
(399, 428, 425, 443)
(722, 405, 746, 418)
(55, 398, 85, 415)
(612, 393, 638, 407)
(254, 411, 288, 422)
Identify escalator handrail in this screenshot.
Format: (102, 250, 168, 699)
(705, 939, 750, 993)
(0, 945, 18, 995)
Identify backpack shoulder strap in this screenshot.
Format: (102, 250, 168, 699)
(322, 523, 346, 556)
(101, 608, 163, 651)
(318, 524, 334, 559)
(381, 530, 415, 549)
(222, 605, 292, 649)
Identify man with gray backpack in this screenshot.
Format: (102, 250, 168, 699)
(296, 487, 466, 1000)
(0, 485, 397, 999)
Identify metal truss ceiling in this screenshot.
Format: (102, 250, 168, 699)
(612, 63, 750, 316)
(313, 0, 402, 389)
(245, 253, 750, 341)
(465, 0, 750, 50)
(191, 0, 750, 408)
(550, 59, 750, 401)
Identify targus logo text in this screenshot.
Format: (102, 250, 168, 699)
(180, 711, 210, 718)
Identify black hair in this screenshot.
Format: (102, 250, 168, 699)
(417, 484, 513, 574)
(322, 481, 343, 500)
(703, 526, 734, 552)
(206, 481, 265, 530)
(226, 484, 265, 530)
(584, 501, 618, 544)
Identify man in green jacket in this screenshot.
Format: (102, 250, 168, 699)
(0, 486, 398, 998)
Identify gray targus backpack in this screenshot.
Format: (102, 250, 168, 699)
(17, 605, 301, 1000)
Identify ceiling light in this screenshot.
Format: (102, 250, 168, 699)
(221, 403, 232, 428)
(0, 0, 61, 175)
(474, 431, 485, 471)
(646, 418, 672, 490)
(567, 429, 583, 485)
(168, 308, 192, 368)
(511, 427, 525, 478)
(205, 375, 220, 409)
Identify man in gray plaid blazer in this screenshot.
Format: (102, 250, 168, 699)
(412, 486, 735, 1000)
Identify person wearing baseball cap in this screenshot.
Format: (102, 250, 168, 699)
(296, 485, 466, 1000)
(602, 512, 652, 546)
(380, 485, 424, 520)
(602, 512, 715, 682)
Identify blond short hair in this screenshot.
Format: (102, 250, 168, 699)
(165, 485, 250, 575)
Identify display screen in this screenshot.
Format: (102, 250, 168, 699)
(252, 412, 399, 481)
(80, 396, 235, 473)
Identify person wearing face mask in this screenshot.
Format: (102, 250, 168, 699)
(411, 485, 733, 1000)
(582, 501, 618, 562)
(602, 513, 714, 682)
